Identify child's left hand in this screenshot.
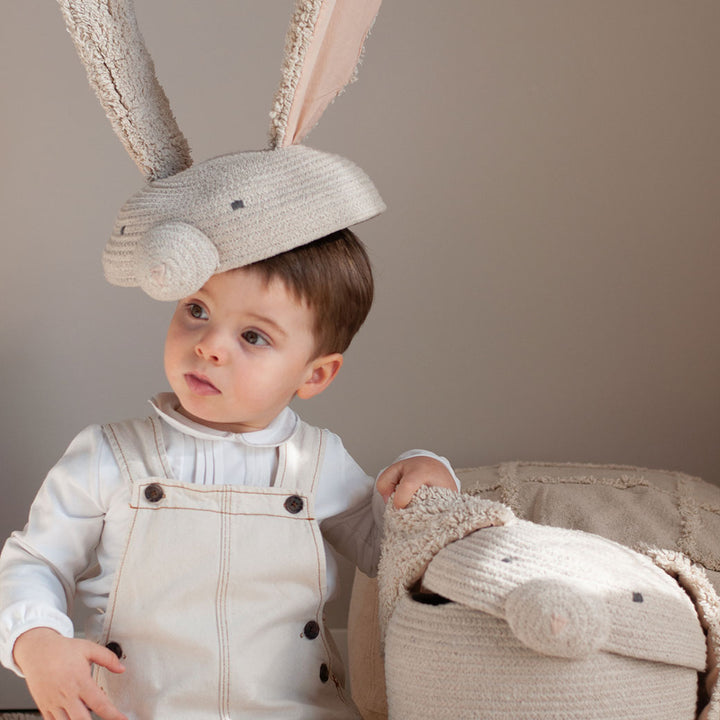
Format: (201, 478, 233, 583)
(377, 456, 458, 509)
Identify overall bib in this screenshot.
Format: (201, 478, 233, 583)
(95, 416, 359, 719)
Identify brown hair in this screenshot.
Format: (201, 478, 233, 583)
(245, 228, 374, 356)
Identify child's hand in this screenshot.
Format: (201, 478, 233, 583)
(13, 627, 127, 720)
(377, 456, 458, 509)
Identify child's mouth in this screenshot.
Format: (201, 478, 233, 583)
(185, 373, 221, 396)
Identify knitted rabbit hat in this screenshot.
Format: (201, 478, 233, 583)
(57, 0, 386, 300)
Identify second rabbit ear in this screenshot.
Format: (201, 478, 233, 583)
(270, 0, 383, 148)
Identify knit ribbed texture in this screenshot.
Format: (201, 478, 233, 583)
(385, 597, 699, 720)
(643, 548, 720, 720)
(379, 487, 719, 720)
(104, 145, 385, 300)
(423, 521, 707, 669)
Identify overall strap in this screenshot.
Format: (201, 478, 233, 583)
(275, 421, 326, 498)
(103, 417, 173, 485)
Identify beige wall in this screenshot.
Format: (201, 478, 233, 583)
(1, 0, 719, 706)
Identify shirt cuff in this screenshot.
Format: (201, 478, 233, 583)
(0, 605, 74, 677)
(383, 449, 461, 491)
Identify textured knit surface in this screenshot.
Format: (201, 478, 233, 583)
(57, 0, 386, 299)
(376, 486, 514, 639)
(422, 521, 707, 668)
(385, 597, 699, 720)
(351, 464, 720, 718)
(376, 484, 720, 720)
(104, 145, 386, 300)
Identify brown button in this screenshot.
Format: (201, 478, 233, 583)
(144, 483, 165, 503)
(106, 641, 123, 659)
(303, 620, 320, 639)
(319, 663, 329, 683)
(284, 495, 304, 514)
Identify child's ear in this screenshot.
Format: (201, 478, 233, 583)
(297, 353, 344, 400)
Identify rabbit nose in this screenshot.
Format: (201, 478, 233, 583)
(134, 221, 219, 301)
(505, 578, 609, 659)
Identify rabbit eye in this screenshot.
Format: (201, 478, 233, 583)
(231, 199, 245, 210)
(632, 592, 644, 603)
(120, 225, 126, 235)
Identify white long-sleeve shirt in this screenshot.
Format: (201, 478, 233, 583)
(0, 393, 457, 675)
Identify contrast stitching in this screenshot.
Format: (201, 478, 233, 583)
(150, 417, 174, 479)
(102, 505, 140, 643)
(215, 487, 231, 719)
(104, 424, 134, 484)
(128, 505, 312, 519)
(309, 428, 326, 496)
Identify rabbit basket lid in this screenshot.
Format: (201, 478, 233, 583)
(57, 0, 386, 301)
(422, 520, 708, 668)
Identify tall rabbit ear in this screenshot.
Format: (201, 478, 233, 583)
(57, 0, 191, 181)
(269, 0, 383, 148)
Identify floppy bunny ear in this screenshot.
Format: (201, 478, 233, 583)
(57, 0, 191, 180)
(269, 0, 383, 148)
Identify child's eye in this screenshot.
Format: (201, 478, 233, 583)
(242, 330, 270, 347)
(186, 303, 208, 320)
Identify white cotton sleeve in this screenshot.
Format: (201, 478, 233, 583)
(316, 432, 380, 577)
(0, 425, 114, 675)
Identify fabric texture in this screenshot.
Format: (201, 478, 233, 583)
(0, 393, 456, 676)
(104, 145, 385, 301)
(458, 461, 720, 591)
(269, 0, 382, 147)
(57, 0, 190, 181)
(349, 462, 720, 720)
(380, 487, 719, 720)
(376, 486, 514, 638)
(56, 0, 386, 301)
(95, 416, 360, 718)
(0, 395, 380, 675)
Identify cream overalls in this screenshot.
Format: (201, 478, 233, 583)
(94, 416, 360, 719)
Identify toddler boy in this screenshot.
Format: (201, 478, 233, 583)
(0, 228, 457, 720)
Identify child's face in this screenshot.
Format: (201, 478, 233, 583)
(164, 268, 327, 433)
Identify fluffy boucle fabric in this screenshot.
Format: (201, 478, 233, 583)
(57, 0, 191, 181)
(377, 486, 514, 639)
(643, 547, 720, 720)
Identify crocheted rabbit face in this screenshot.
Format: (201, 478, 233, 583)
(106, 147, 383, 300)
(57, 0, 385, 300)
(379, 491, 717, 720)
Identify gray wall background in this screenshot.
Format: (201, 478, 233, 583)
(1, 0, 719, 706)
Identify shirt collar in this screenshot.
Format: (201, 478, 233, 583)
(150, 393, 298, 447)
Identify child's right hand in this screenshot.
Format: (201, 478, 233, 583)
(13, 627, 127, 720)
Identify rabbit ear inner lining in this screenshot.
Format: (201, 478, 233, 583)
(270, 0, 383, 148)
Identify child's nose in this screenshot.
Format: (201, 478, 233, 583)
(194, 333, 228, 364)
